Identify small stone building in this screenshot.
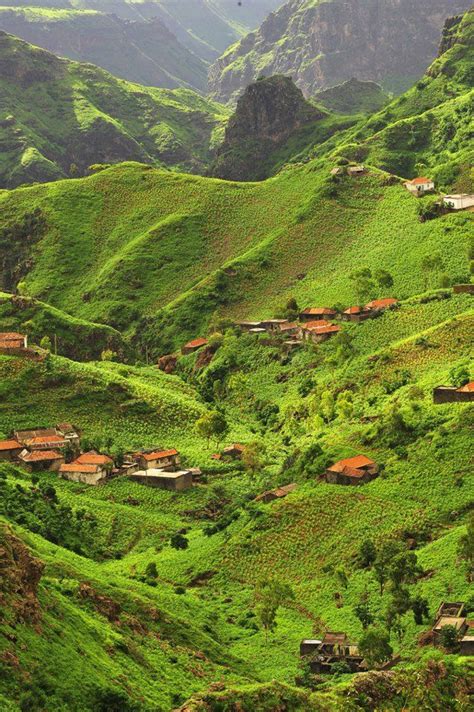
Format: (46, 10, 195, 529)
(129, 468, 193, 491)
(256, 483, 297, 504)
(300, 307, 337, 321)
(347, 165, 366, 176)
(433, 383, 474, 404)
(453, 284, 474, 295)
(365, 298, 399, 312)
(0, 439, 22, 461)
(222, 444, 246, 460)
(443, 194, 474, 210)
(325, 455, 378, 485)
(0, 332, 28, 352)
(75, 451, 114, 471)
(300, 632, 365, 674)
(59, 462, 109, 485)
(18, 449, 64, 472)
(404, 177, 435, 195)
(134, 449, 180, 470)
(341, 306, 373, 323)
(304, 323, 341, 343)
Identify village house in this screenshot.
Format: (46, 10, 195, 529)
(0, 439, 23, 461)
(453, 283, 474, 295)
(56, 423, 81, 448)
(341, 305, 373, 323)
(59, 462, 110, 485)
(275, 322, 301, 337)
(23, 433, 69, 452)
(431, 602, 468, 645)
(325, 455, 379, 485)
(433, 382, 474, 404)
(235, 321, 264, 332)
(404, 177, 435, 195)
(347, 165, 366, 176)
(0, 332, 28, 352)
(222, 443, 246, 460)
(182, 338, 208, 355)
(304, 323, 341, 344)
(133, 448, 180, 470)
(74, 451, 114, 472)
(460, 621, 474, 655)
(300, 307, 337, 321)
(255, 483, 297, 504)
(300, 632, 365, 674)
(18, 449, 64, 473)
(129, 468, 193, 491)
(443, 194, 474, 211)
(365, 298, 399, 312)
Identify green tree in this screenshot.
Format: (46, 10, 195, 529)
(284, 297, 299, 320)
(145, 562, 158, 580)
(388, 550, 420, 589)
(457, 512, 474, 582)
(255, 578, 294, 642)
(438, 625, 459, 651)
(374, 269, 394, 291)
(358, 627, 393, 668)
(411, 595, 430, 625)
(354, 602, 374, 629)
(358, 539, 377, 569)
(335, 391, 354, 420)
(350, 267, 377, 303)
(39, 336, 52, 351)
(320, 390, 335, 422)
(374, 541, 402, 595)
(449, 363, 471, 388)
(195, 411, 228, 447)
(170, 532, 188, 550)
(242, 441, 264, 476)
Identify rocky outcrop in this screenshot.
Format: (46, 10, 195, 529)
(208, 0, 473, 103)
(0, 524, 44, 625)
(210, 75, 324, 181)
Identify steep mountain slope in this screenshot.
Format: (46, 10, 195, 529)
(314, 78, 389, 115)
(1, 0, 285, 62)
(0, 6, 208, 91)
(209, 0, 473, 104)
(334, 9, 474, 186)
(0, 32, 228, 187)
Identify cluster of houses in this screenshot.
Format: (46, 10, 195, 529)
(431, 602, 473, 655)
(433, 382, 474, 404)
(299, 601, 473, 677)
(404, 177, 474, 211)
(0, 426, 200, 491)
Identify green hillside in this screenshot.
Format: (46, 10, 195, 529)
(0, 6, 473, 711)
(0, 31, 228, 187)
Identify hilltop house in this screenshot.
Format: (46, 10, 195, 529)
(18, 449, 64, 472)
(347, 165, 366, 176)
(0, 439, 22, 461)
(133, 449, 180, 470)
(365, 298, 399, 312)
(222, 443, 246, 460)
(443, 194, 474, 210)
(325, 455, 378, 485)
(300, 632, 365, 674)
(433, 382, 474, 404)
(405, 177, 435, 195)
(255, 483, 297, 504)
(182, 338, 208, 355)
(300, 307, 337, 321)
(0, 332, 28, 352)
(341, 306, 373, 323)
(304, 322, 341, 344)
(59, 462, 110, 485)
(129, 468, 193, 491)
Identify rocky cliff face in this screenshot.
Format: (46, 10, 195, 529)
(208, 0, 473, 103)
(210, 75, 324, 181)
(0, 524, 44, 625)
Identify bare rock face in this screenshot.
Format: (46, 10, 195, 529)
(208, 0, 473, 103)
(0, 525, 44, 625)
(210, 75, 324, 181)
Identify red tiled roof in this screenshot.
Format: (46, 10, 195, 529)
(59, 463, 100, 473)
(20, 450, 63, 462)
(0, 332, 25, 340)
(344, 306, 370, 315)
(0, 439, 21, 451)
(323, 632, 348, 644)
(457, 382, 474, 392)
(410, 177, 432, 185)
(25, 435, 67, 446)
(340, 466, 366, 478)
(0, 340, 24, 348)
(140, 449, 178, 461)
(211, 453, 222, 460)
(309, 324, 341, 334)
(304, 320, 331, 329)
(365, 298, 398, 309)
(329, 455, 375, 472)
(279, 322, 298, 330)
(184, 338, 207, 349)
(302, 308, 335, 316)
(75, 451, 113, 466)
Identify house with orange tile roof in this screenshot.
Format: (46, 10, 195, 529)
(0, 332, 27, 351)
(325, 455, 379, 485)
(300, 307, 337, 321)
(133, 448, 180, 470)
(405, 177, 434, 195)
(23, 434, 69, 451)
(182, 337, 208, 355)
(303, 322, 341, 344)
(365, 298, 399, 312)
(59, 462, 109, 485)
(74, 451, 114, 470)
(255, 483, 297, 504)
(0, 439, 23, 461)
(18, 449, 64, 472)
(433, 382, 474, 404)
(341, 305, 373, 323)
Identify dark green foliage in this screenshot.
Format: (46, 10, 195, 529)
(170, 532, 189, 550)
(438, 625, 460, 651)
(358, 627, 393, 668)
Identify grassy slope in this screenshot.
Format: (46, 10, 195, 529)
(0, 31, 228, 187)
